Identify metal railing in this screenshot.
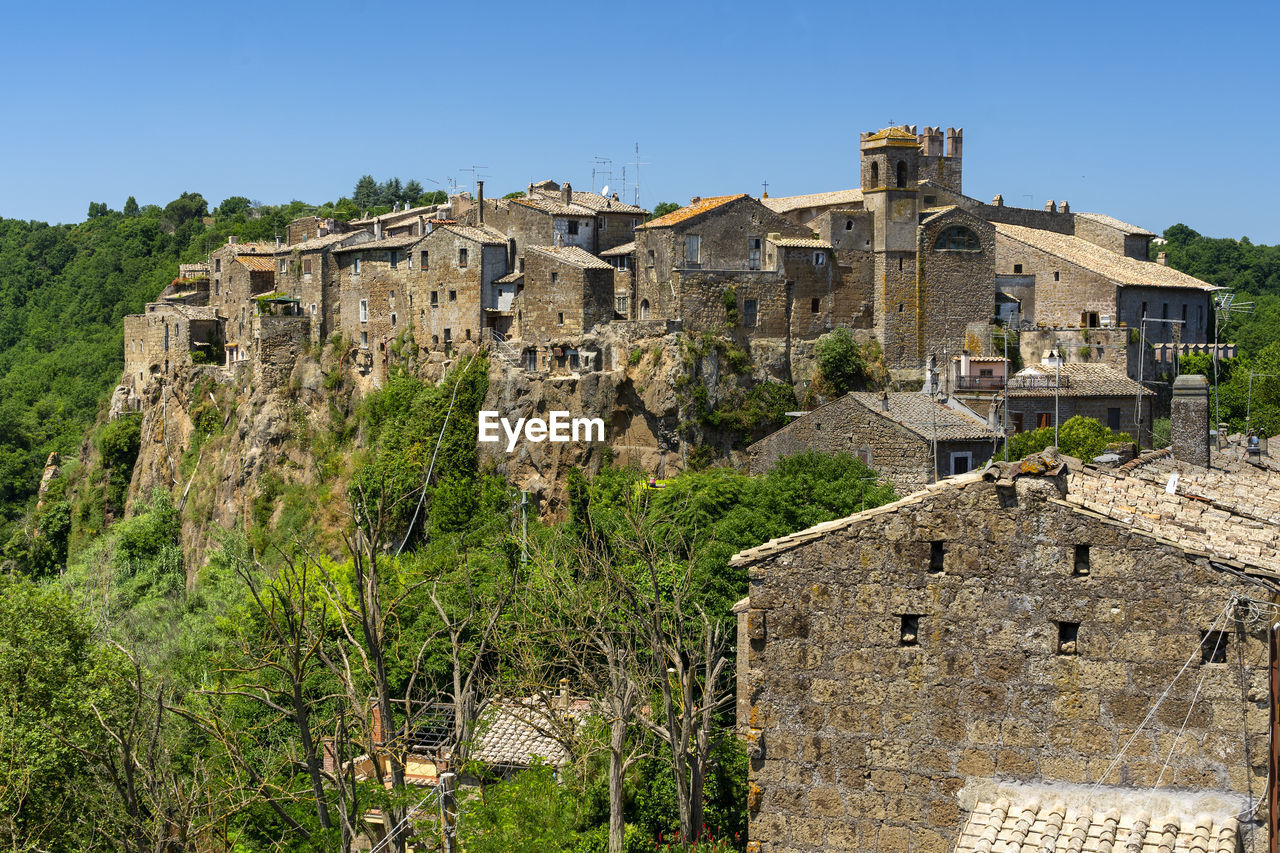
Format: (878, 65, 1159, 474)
(1006, 375, 1071, 391)
(954, 376, 1007, 391)
(485, 327, 521, 366)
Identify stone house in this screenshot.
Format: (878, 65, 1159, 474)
(410, 223, 511, 352)
(600, 240, 635, 319)
(511, 245, 615, 373)
(732, 378, 1278, 853)
(761, 189, 865, 229)
(1001, 360, 1154, 445)
(272, 230, 371, 345)
(746, 391, 997, 492)
(476, 180, 646, 270)
(333, 235, 421, 383)
(123, 302, 223, 385)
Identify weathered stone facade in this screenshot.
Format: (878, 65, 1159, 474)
(123, 302, 222, 385)
(747, 392, 996, 492)
(733, 451, 1273, 853)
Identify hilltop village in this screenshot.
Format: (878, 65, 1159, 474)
(102, 127, 1280, 852)
(119, 123, 1226, 500)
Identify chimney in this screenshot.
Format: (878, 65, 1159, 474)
(477, 180, 485, 224)
(559, 677, 569, 709)
(374, 220, 383, 240)
(880, 391, 890, 411)
(1059, 200, 1070, 214)
(228, 235, 238, 245)
(1156, 251, 1168, 266)
(275, 236, 281, 249)
(1045, 201, 1057, 213)
(960, 349, 971, 378)
(1171, 373, 1211, 467)
(561, 182, 572, 205)
(992, 194, 1004, 207)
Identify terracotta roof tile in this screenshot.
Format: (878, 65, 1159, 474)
(434, 224, 510, 246)
(995, 223, 1216, 290)
(599, 240, 635, 257)
(1075, 211, 1155, 237)
(1006, 363, 1154, 397)
(843, 391, 995, 441)
(470, 698, 578, 768)
(527, 244, 612, 270)
(636, 194, 749, 229)
(234, 255, 277, 272)
(769, 236, 833, 249)
(761, 189, 863, 214)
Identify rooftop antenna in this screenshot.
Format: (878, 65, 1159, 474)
(629, 142, 650, 208)
(1213, 291, 1254, 429)
(460, 166, 489, 197)
(591, 156, 613, 194)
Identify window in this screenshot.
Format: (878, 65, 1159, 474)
(164, 325, 170, 352)
(1141, 301, 1148, 318)
(310, 303, 316, 317)
(390, 312, 397, 327)
(303, 258, 312, 275)
(898, 302, 904, 313)
(647, 249, 655, 265)
(845, 219, 853, 231)
(748, 237, 761, 270)
(742, 298, 758, 328)
(934, 226, 981, 251)
(811, 297, 821, 313)
(639, 299, 650, 319)
(280, 259, 287, 274)
(1162, 302, 1169, 320)
(814, 252, 826, 266)
(1013, 264, 1023, 274)
(1107, 407, 1121, 430)
(1053, 270, 1060, 282)
(1057, 622, 1080, 655)
(449, 290, 457, 302)
(685, 235, 701, 265)
(631, 218, 638, 229)
(568, 349, 579, 369)
(870, 162, 879, 185)
(458, 248, 468, 268)
(1012, 412, 1024, 432)
(598, 218, 606, 232)
(929, 541, 945, 573)
(519, 258, 526, 272)
(465, 329, 471, 340)
(1037, 412, 1051, 429)
(896, 160, 907, 188)
(215, 258, 221, 272)
(557, 312, 564, 325)
(950, 452, 972, 475)
(390, 250, 398, 268)
(389, 290, 395, 305)
(443, 328, 452, 344)
(1202, 630, 1229, 664)
(979, 368, 993, 378)
(1073, 544, 1090, 576)
(360, 331, 368, 347)
(359, 300, 368, 322)
(431, 291, 439, 306)
(900, 615, 921, 647)
(567, 220, 579, 236)
(616, 296, 629, 315)
(421, 251, 429, 269)
(1182, 304, 1188, 323)
(408, 253, 413, 269)
(551, 272, 558, 284)
(353, 255, 362, 274)
(215, 279, 220, 295)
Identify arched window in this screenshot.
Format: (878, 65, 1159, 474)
(845, 220, 853, 231)
(934, 226, 982, 251)
(639, 299, 650, 319)
(896, 161, 907, 188)
(870, 162, 879, 186)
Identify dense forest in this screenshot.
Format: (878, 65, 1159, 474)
(3, 187, 1280, 850)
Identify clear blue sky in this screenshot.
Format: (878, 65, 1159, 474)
(3, 0, 1278, 242)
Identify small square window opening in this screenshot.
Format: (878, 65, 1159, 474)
(1057, 621, 1080, 655)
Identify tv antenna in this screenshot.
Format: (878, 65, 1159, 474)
(629, 142, 650, 207)
(1212, 290, 1254, 428)
(460, 166, 489, 196)
(591, 156, 613, 194)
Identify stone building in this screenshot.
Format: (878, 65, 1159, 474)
(411, 223, 511, 349)
(511, 245, 614, 372)
(746, 391, 997, 491)
(123, 302, 222, 385)
(476, 180, 647, 270)
(272, 230, 371, 345)
(333, 235, 422, 382)
(732, 380, 1278, 853)
(1001, 361, 1154, 444)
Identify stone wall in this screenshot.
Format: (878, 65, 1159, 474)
(1018, 328, 1130, 374)
(253, 315, 309, 389)
(995, 234, 1117, 328)
(518, 250, 614, 345)
(918, 210, 996, 366)
(739, 471, 1269, 853)
(595, 211, 643, 254)
(1118, 286, 1211, 345)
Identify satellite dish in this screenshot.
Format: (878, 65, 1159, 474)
(600, 185, 610, 197)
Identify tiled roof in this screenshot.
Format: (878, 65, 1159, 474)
(994, 223, 1216, 291)
(769, 236, 833, 249)
(234, 255, 277, 272)
(332, 235, 420, 253)
(1075, 211, 1156, 237)
(350, 205, 437, 226)
(1006, 363, 1153, 397)
(599, 240, 635, 257)
(845, 391, 996, 441)
(494, 270, 524, 284)
(512, 197, 596, 217)
(562, 191, 646, 216)
(864, 126, 919, 143)
(527, 244, 612, 270)
(470, 699, 577, 768)
(760, 189, 863, 214)
(1065, 447, 1280, 573)
(730, 444, 1280, 578)
(954, 782, 1241, 853)
(286, 231, 361, 252)
(436, 224, 509, 246)
(637, 194, 749, 229)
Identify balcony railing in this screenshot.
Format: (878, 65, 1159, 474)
(954, 376, 1007, 391)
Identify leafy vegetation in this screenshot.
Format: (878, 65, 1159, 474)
(1003, 415, 1131, 462)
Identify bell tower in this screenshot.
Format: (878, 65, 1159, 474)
(861, 126, 922, 371)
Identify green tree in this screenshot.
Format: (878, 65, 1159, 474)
(1004, 415, 1131, 461)
(215, 195, 253, 219)
(162, 191, 208, 227)
(352, 175, 378, 208)
(122, 196, 140, 217)
(402, 180, 424, 204)
(650, 202, 680, 219)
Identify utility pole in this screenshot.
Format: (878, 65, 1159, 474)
(629, 142, 650, 208)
